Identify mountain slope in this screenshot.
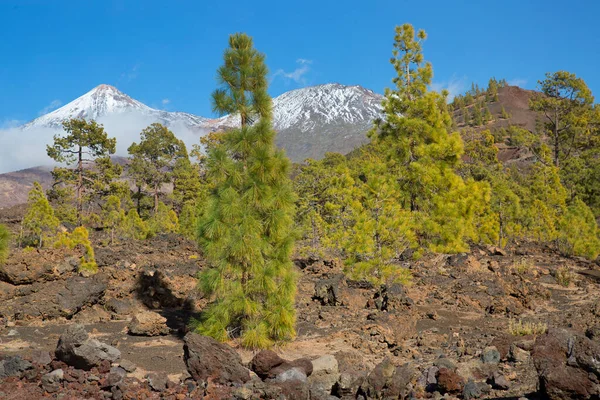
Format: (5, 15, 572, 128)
(22, 83, 384, 162)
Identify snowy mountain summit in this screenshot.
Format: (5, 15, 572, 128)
(21, 83, 383, 162)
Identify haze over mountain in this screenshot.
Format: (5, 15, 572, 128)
(8, 83, 383, 172)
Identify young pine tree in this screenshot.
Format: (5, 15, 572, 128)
(370, 24, 487, 253)
(102, 195, 126, 244)
(22, 182, 60, 248)
(46, 118, 117, 225)
(196, 33, 296, 348)
(0, 224, 9, 264)
(149, 202, 179, 234)
(128, 123, 186, 214)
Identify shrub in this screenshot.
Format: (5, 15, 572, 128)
(508, 319, 548, 336)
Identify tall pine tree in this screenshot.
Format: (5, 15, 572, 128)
(0, 224, 9, 264)
(196, 33, 296, 348)
(370, 24, 487, 253)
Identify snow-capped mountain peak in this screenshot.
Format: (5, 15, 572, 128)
(23, 84, 153, 129)
(20, 82, 384, 162)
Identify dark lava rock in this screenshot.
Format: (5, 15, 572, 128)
(491, 372, 510, 390)
(481, 346, 501, 364)
(532, 328, 600, 400)
(147, 371, 168, 392)
(463, 379, 482, 399)
(373, 283, 414, 312)
(55, 324, 121, 370)
(41, 369, 63, 393)
(183, 332, 250, 385)
(250, 350, 285, 379)
(30, 350, 52, 366)
(314, 274, 345, 306)
(0, 356, 33, 378)
(436, 367, 464, 394)
(0, 274, 107, 320)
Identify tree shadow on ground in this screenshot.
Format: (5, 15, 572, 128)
(134, 268, 200, 338)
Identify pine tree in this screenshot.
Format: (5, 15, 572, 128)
(149, 202, 179, 234)
(123, 210, 150, 240)
(529, 71, 594, 167)
(179, 201, 199, 240)
(472, 103, 483, 126)
(102, 195, 126, 244)
(54, 226, 97, 273)
(501, 106, 510, 119)
(558, 198, 600, 259)
(0, 224, 9, 264)
(22, 182, 60, 248)
(196, 33, 296, 348)
(483, 106, 493, 123)
(172, 144, 203, 211)
(128, 123, 186, 213)
(370, 24, 487, 253)
(487, 77, 498, 102)
(46, 118, 117, 225)
(342, 158, 415, 283)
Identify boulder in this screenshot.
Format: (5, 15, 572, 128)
(314, 274, 345, 306)
(55, 324, 121, 370)
(373, 283, 413, 312)
(361, 358, 415, 399)
(463, 379, 482, 400)
(532, 328, 600, 400)
(436, 367, 464, 394)
(41, 369, 64, 393)
(0, 274, 107, 320)
(308, 355, 339, 394)
(481, 346, 501, 364)
(0, 356, 33, 378)
(147, 371, 169, 392)
(0, 261, 54, 285)
(128, 311, 169, 336)
(183, 332, 250, 385)
(250, 350, 285, 379)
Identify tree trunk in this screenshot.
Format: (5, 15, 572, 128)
(77, 145, 83, 225)
(554, 109, 560, 167)
(154, 184, 159, 214)
(136, 186, 141, 215)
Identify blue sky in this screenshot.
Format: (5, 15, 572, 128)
(1, 0, 598, 126)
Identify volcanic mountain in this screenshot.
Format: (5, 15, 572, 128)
(21, 83, 384, 162)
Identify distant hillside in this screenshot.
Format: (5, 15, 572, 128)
(451, 85, 540, 165)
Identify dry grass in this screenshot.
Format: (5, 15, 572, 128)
(508, 319, 548, 336)
(555, 266, 574, 287)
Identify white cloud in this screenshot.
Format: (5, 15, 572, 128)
(38, 99, 62, 116)
(272, 59, 313, 85)
(120, 64, 140, 82)
(0, 113, 208, 174)
(161, 98, 170, 105)
(508, 78, 527, 88)
(430, 75, 468, 102)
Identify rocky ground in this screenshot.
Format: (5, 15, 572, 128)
(0, 231, 599, 399)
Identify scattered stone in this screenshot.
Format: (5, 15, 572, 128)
(0, 356, 33, 378)
(481, 346, 501, 364)
(491, 372, 510, 390)
(586, 325, 600, 341)
(106, 366, 126, 387)
(30, 350, 52, 366)
(41, 369, 63, 393)
(128, 310, 169, 336)
(314, 274, 345, 306)
(183, 332, 250, 385)
(308, 354, 338, 393)
(463, 379, 482, 399)
(433, 357, 456, 371)
(55, 324, 121, 370)
(436, 367, 464, 394)
(509, 344, 530, 363)
(532, 328, 600, 400)
(373, 283, 413, 312)
(250, 350, 285, 379)
(147, 371, 168, 392)
(119, 359, 137, 373)
(274, 367, 307, 382)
